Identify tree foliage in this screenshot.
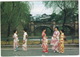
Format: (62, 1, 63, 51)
(43, 1, 78, 24)
(1, 2, 31, 37)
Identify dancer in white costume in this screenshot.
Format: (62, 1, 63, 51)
(22, 29, 28, 51)
(13, 30, 19, 51)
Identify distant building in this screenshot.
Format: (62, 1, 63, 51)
(40, 14, 51, 21)
(30, 14, 51, 22)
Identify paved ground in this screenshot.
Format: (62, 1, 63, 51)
(1, 47, 79, 56)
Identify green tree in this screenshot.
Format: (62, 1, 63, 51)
(1, 2, 31, 37)
(43, 0, 78, 27)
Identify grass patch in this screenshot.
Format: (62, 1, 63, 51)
(1, 39, 79, 45)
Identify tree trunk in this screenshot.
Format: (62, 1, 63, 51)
(7, 23, 11, 37)
(63, 2, 66, 30)
(63, 9, 66, 29)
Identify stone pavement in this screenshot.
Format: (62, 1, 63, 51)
(1, 47, 79, 56)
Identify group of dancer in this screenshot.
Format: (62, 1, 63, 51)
(12, 27, 65, 54)
(42, 27, 65, 53)
(13, 29, 28, 51)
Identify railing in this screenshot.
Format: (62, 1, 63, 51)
(1, 36, 78, 40)
(1, 36, 79, 45)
